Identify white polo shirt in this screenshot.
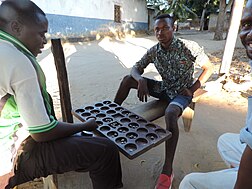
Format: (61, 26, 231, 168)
(0, 39, 56, 176)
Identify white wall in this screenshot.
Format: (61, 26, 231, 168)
(33, 0, 147, 23)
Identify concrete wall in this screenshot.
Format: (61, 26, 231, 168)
(33, 0, 148, 38)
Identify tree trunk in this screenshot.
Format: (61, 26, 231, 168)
(214, 0, 226, 40)
(200, 9, 206, 31)
(225, 0, 234, 39)
(200, 0, 210, 31)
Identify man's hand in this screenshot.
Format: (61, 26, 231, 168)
(179, 88, 193, 97)
(137, 78, 149, 102)
(83, 118, 98, 131)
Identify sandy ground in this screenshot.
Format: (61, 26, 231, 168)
(18, 31, 251, 189)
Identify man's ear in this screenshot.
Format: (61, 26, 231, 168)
(10, 20, 23, 36)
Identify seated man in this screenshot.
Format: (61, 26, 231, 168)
(179, 1, 252, 189)
(114, 13, 213, 189)
(0, 1, 123, 189)
(179, 133, 245, 189)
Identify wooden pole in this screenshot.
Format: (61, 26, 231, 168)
(51, 38, 73, 123)
(219, 0, 245, 75)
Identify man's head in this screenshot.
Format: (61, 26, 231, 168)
(154, 14, 175, 49)
(240, 0, 252, 59)
(0, 0, 48, 56)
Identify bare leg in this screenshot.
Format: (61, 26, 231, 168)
(162, 104, 181, 176)
(114, 75, 138, 105)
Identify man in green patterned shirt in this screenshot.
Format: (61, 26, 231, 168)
(114, 14, 213, 189)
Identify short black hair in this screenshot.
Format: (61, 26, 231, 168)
(155, 14, 175, 27)
(0, 0, 45, 26)
(155, 14, 172, 20)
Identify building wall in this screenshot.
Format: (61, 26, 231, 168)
(33, 0, 148, 38)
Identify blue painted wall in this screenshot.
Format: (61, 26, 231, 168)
(46, 14, 148, 38)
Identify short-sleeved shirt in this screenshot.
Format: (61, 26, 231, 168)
(135, 36, 209, 99)
(240, 96, 252, 150)
(0, 39, 57, 176)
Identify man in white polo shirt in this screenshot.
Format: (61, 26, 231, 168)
(179, 1, 252, 188)
(0, 1, 123, 189)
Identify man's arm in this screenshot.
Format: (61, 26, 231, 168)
(234, 145, 252, 189)
(189, 60, 213, 94)
(130, 45, 157, 102)
(130, 66, 149, 102)
(31, 118, 98, 142)
(130, 65, 144, 81)
(15, 78, 98, 142)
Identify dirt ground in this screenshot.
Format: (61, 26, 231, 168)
(18, 31, 251, 189)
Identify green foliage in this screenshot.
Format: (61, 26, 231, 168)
(146, 0, 198, 21)
(146, 0, 219, 21)
(186, 0, 219, 16)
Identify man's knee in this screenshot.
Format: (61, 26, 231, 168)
(217, 133, 238, 153)
(218, 133, 232, 144)
(165, 110, 178, 119)
(165, 105, 181, 122)
(118, 75, 138, 91)
(179, 173, 198, 189)
(121, 75, 133, 84)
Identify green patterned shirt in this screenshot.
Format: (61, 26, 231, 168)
(135, 36, 209, 99)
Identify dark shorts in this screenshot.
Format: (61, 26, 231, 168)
(146, 78, 192, 111)
(7, 135, 123, 189)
